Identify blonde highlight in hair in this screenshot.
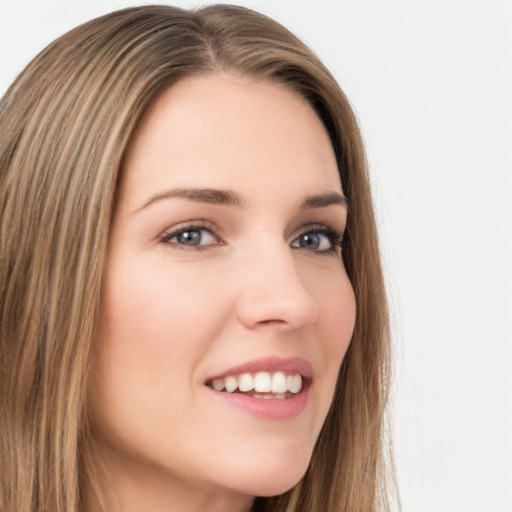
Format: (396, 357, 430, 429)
(0, 5, 397, 511)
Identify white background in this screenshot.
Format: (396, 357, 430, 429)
(1, 1, 511, 510)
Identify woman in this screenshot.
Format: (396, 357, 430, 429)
(0, 5, 395, 512)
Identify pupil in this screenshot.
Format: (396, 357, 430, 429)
(178, 230, 200, 245)
(301, 233, 320, 248)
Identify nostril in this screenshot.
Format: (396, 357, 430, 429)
(259, 319, 287, 325)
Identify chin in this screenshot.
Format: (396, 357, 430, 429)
(219, 446, 312, 498)
(246, 472, 306, 498)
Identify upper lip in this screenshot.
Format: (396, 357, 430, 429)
(205, 356, 313, 382)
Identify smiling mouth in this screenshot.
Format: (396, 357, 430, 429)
(206, 371, 303, 400)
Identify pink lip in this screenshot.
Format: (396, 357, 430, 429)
(204, 356, 312, 421)
(205, 356, 313, 381)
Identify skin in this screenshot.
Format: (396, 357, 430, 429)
(86, 72, 356, 512)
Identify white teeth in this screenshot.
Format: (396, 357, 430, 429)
(253, 393, 285, 399)
(290, 374, 302, 394)
(224, 376, 238, 393)
(210, 371, 304, 396)
(238, 373, 254, 392)
(271, 372, 287, 394)
(212, 379, 225, 391)
(254, 372, 272, 392)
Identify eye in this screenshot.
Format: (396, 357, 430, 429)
(160, 221, 222, 249)
(170, 229, 216, 246)
(291, 226, 344, 254)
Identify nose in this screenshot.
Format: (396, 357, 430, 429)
(235, 242, 319, 332)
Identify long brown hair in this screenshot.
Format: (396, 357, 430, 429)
(0, 5, 396, 511)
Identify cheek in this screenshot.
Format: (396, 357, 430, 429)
(322, 282, 356, 354)
(88, 260, 229, 424)
(313, 272, 356, 401)
(307, 259, 356, 348)
(102, 267, 224, 365)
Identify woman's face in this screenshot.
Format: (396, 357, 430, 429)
(88, 73, 356, 511)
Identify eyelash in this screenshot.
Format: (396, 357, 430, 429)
(159, 220, 222, 250)
(294, 225, 345, 254)
(159, 220, 345, 255)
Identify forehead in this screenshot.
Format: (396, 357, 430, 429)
(120, 72, 342, 207)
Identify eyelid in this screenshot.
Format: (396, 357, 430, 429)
(158, 219, 345, 253)
(159, 219, 224, 246)
(292, 222, 345, 240)
(291, 223, 345, 252)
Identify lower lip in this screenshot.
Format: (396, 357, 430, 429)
(206, 384, 310, 420)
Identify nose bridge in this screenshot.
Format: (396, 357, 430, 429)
(235, 234, 319, 331)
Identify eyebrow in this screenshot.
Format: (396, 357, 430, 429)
(135, 187, 348, 213)
(135, 188, 247, 213)
(299, 192, 348, 211)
